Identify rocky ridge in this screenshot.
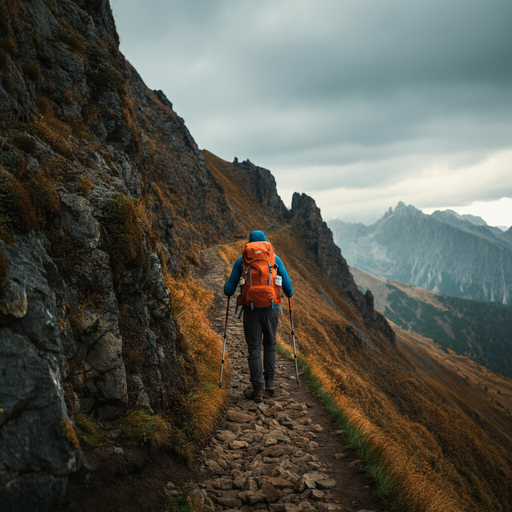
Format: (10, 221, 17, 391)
(230, 158, 289, 223)
(291, 193, 395, 343)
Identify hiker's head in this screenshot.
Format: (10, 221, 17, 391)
(249, 230, 267, 242)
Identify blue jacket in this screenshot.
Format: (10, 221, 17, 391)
(224, 230, 293, 309)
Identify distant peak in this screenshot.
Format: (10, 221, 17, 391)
(460, 213, 488, 227)
(392, 202, 420, 217)
(431, 209, 489, 227)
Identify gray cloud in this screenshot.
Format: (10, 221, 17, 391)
(114, 0, 512, 224)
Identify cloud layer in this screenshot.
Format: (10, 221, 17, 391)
(114, 0, 512, 225)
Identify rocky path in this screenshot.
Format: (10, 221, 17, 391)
(195, 247, 386, 512)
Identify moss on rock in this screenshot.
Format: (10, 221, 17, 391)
(103, 193, 144, 276)
(0, 167, 38, 234)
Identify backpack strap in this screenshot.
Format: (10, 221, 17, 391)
(246, 265, 252, 287)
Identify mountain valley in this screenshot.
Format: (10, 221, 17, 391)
(351, 266, 512, 377)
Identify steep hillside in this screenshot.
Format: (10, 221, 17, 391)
(209, 154, 512, 512)
(0, 1, 393, 510)
(351, 266, 512, 377)
(329, 202, 512, 305)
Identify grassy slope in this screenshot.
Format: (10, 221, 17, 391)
(205, 151, 512, 512)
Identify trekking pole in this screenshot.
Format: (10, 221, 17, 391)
(218, 296, 230, 388)
(288, 297, 300, 387)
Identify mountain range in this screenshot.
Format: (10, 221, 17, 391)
(329, 202, 512, 305)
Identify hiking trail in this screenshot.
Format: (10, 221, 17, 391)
(195, 247, 387, 512)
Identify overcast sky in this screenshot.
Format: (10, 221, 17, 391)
(113, 0, 512, 227)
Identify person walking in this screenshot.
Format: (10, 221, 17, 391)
(224, 230, 293, 402)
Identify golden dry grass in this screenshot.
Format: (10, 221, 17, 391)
(203, 150, 278, 234)
(210, 152, 512, 512)
(165, 274, 230, 459)
(218, 240, 245, 279)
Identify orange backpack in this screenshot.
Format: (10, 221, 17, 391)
(237, 241, 282, 310)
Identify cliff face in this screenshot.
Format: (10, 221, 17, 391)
(329, 202, 512, 305)
(0, 1, 234, 509)
(0, 1, 397, 510)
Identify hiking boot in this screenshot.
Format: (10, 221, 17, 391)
(252, 389, 264, 403)
(265, 379, 276, 396)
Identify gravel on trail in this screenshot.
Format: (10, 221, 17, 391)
(196, 247, 387, 512)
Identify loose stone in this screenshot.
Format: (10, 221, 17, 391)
(227, 410, 253, 423)
(260, 482, 281, 502)
(230, 440, 249, 449)
(244, 490, 267, 505)
(244, 477, 259, 492)
(217, 430, 238, 442)
(205, 460, 223, 474)
(311, 488, 325, 499)
(317, 478, 337, 489)
(258, 476, 293, 489)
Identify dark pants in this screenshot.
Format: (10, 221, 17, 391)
(243, 308, 279, 391)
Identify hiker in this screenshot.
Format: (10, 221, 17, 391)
(224, 230, 293, 402)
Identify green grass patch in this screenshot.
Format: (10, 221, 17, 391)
(162, 488, 211, 512)
(112, 409, 172, 450)
(74, 413, 104, 447)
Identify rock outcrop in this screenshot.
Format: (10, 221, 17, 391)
(0, 235, 89, 510)
(231, 159, 289, 222)
(290, 193, 395, 344)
